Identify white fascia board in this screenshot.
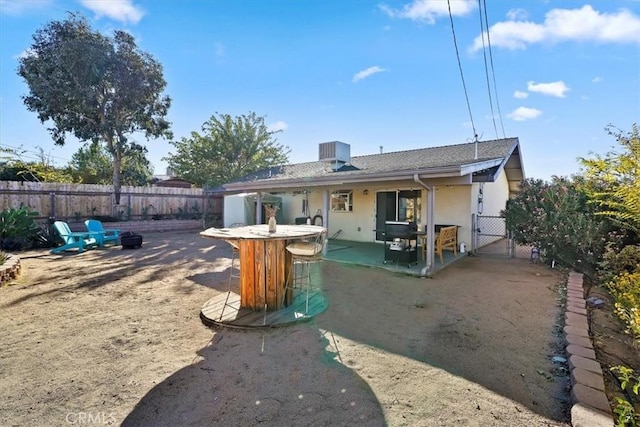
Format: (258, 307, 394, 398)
(459, 158, 503, 176)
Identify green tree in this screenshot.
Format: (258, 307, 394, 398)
(164, 112, 290, 187)
(70, 141, 153, 186)
(17, 13, 171, 204)
(502, 177, 607, 276)
(580, 124, 640, 240)
(0, 146, 75, 183)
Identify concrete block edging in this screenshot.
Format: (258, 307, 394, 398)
(564, 272, 613, 427)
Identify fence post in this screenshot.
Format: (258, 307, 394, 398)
(49, 192, 56, 223)
(471, 213, 476, 255)
(508, 230, 515, 258)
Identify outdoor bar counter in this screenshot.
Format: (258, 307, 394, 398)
(200, 224, 326, 312)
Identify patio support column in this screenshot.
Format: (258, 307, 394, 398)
(322, 189, 330, 255)
(256, 192, 263, 224)
(414, 175, 435, 275)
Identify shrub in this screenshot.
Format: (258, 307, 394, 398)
(601, 244, 640, 340)
(0, 206, 42, 250)
(503, 177, 607, 277)
(611, 366, 640, 426)
(607, 271, 640, 341)
(600, 244, 640, 282)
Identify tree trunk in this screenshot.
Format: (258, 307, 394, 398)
(113, 150, 122, 205)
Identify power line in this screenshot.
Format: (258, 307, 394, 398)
(446, 0, 477, 142)
(477, 0, 499, 139)
(482, 0, 506, 138)
(0, 142, 72, 164)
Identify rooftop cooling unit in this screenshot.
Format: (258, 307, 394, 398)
(318, 141, 351, 168)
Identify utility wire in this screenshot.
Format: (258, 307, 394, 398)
(477, 0, 498, 140)
(446, 0, 477, 142)
(0, 142, 72, 164)
(483, 0, 506, 138)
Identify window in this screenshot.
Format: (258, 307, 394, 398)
(331, 190, 353, 212)
(398, 190, 421, 222)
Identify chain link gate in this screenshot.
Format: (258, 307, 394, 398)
(472, 214, 533, 258)
(472, 214, 514, 257)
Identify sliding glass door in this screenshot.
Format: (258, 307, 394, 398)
(375, 190, 421, 240)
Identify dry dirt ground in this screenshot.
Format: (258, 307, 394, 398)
(0, 231, 572, 426)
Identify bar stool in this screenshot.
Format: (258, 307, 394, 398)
(282, 230, 326, 313)
(219, 224, 244, 320)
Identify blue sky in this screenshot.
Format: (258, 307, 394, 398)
(1, 0, 639, 181)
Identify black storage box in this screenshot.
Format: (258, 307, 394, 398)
(120, 231, 143, 249)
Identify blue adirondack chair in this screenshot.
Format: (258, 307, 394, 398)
(85, 219, 120, 247)
(50, 221, 99, 254)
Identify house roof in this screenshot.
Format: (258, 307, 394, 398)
(222, 137, 525, 194)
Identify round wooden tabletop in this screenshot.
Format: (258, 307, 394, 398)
(200, 224, 325, 241)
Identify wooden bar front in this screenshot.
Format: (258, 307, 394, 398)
(238, 239, 291, 311)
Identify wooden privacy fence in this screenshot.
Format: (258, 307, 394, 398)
(0, 181, 223, 226)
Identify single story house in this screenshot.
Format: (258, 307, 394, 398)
(220, 138, 524, 273)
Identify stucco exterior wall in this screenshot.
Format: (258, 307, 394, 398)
(479, 169, 510, 216)
(232, 173, 511, 246)
(433, 185, 473, 247)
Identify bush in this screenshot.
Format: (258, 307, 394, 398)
(601, 244, 640, 281)
(602, 245, 640, 341)
(607, 271, 640, 341)
(503, 177, 607, 276)
(0, 207, 42, 251)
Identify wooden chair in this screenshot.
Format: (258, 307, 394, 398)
(50, 221, 99, 254)
(85, 219, 120, 247)
(282, 230, 326, 313)
(435, 225, 457, 264)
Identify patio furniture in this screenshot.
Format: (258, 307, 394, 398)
(282, 230, 326, 313)
(85, 219, 120, 247)
(51, 221, 99, 254)
(218, 223, 244, 320)
(435, 225, 458, 263)
(200, 224, 326, 311)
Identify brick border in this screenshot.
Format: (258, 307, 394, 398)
(0, 254, 21, 286)
(564, 271, 614, 426)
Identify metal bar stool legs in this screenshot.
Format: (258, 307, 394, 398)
(285, 256, 319, 313)
(283, 257, 319, 313)
(282, 231, 326, 313)
(219, 242, 240, 320)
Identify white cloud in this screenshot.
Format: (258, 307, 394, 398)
(352, 66, 387, 83)
(0, 0, 51, 15)
(80, 0, 145, 24)
(513, 90, 529, 99)
(508, 107, 542, 121)
(471, 5, 640, 51)
(506, 8, 528, 21)
(527, 81, 570, 98)
(379, 0, 475, 24)
(268, 121, 288, 132)
(592, 76, 603, 83)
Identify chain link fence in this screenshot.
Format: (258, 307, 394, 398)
(472, 214, 534, 260)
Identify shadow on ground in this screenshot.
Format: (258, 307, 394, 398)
(122, 325, 384, 426)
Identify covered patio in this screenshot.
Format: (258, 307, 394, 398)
(325, 239, 465, 276)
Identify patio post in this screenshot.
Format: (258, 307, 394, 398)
(322, 190, 329, 255)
